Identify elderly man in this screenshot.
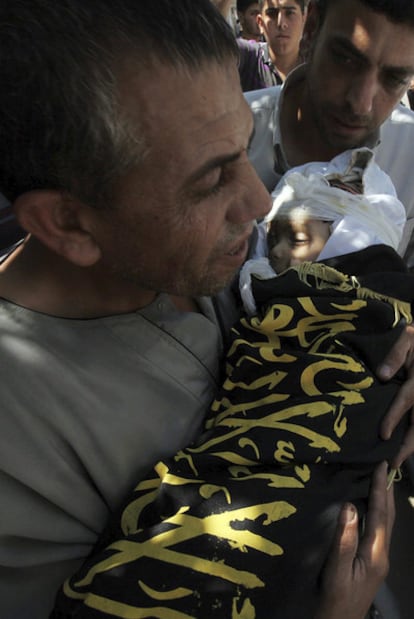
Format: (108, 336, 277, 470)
(0, 1, 407, 618)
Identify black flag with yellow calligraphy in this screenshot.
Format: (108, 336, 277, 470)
(52, 245, 412, 619)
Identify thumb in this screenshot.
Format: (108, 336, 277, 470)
(323, 503, 359, 584)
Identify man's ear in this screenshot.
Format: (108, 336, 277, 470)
(256, 13, 265, 33)
(13, 189, 102, 267)
(300, 0, 320, 61)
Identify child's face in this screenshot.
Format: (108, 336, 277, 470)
(267, 215, 331, 273)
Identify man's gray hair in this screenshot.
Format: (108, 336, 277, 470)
(0, 0, 238, 207)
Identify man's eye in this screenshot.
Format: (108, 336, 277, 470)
(205, 179, 223, 197)
(383, 72, 411, 91)
(201, 169, 227, 198)
(331, 49, 357, 69)
(266, 8, 279, 19)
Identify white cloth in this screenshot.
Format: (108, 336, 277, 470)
(239, 256, 276, 315)
(245, 64, 414, 266)
(239, 147, 406, 315)
(267, 147, 406, 259)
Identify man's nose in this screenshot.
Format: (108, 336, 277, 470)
(346, 70, 378, 116)
(277, 12, 287, 29)
(227, 162, 272, 225)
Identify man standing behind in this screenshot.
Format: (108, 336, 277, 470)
(246, 0, 414, 268)
(238, 0, 307, 90)
(237, 0, 262, 41)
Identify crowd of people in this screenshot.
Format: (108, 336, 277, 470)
(1, 1, 414, 618)
(237, 0, 308, 90)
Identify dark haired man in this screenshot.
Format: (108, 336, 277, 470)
(0, 1, 408, 618)
(247, 0, 414, 268)
(237, 0, 262, 41)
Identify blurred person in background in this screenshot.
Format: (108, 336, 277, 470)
(238, 0, 307, 90)
(237, 0, 262, 41)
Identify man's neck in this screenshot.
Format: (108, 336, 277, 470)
(0, 236, 188, 318)
(268, 47, 299, 83)
(170, 295, 200, 313)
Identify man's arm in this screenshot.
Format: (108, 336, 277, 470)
(315, 462, 394, 619)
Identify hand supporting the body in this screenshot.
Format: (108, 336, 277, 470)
(315, 463, 395, 619)
(378, 324, 414, 467)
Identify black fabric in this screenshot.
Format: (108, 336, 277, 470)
(51, 247, 412, 619)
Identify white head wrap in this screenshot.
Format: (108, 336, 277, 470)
(240, 148, 406, 315)
(266, 147, 406, 259)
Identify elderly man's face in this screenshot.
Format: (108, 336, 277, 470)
(91, 60, 271, 298)
(305, 0, 414, 152)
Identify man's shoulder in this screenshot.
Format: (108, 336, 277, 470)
(237, 37, 260, 53)
(244, 84, 282, 111)
(377, 104, 414, 162)
(237, 37, 268, 53)
(383, 103, 414, 130)
(375, 104, 414, 261)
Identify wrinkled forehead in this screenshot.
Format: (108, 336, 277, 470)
(112, 57, 253, 189)
(117, 57, 245, 132)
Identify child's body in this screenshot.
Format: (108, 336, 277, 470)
(52, 148, 411, 619)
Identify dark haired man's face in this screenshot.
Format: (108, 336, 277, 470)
(238, 2, 261, 39)
(305, 0, 414, 151)
(258, 0, 305, 57)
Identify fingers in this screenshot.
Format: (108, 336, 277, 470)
(315, 464, 394, 619)
(314, 504, 360, 619)
(334, 504, 359, 567)
(377, 325, 414, 458)
(376, 324, 414, 382)
(390, 420, 414, 468)
(380, 378, 414, 441)
(358, 462, 395, 568)
(322, 463, 393, 582)
(322, 503, 359, 586)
